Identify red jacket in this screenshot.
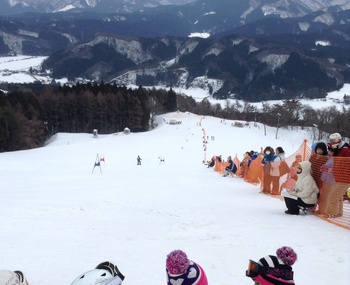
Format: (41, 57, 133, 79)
(337, 145, 350, 157)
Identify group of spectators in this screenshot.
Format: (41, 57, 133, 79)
(207, 132, 350, 218)
(310, 133, 350, 218)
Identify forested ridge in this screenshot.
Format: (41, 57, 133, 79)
(0, 83, 349, 152)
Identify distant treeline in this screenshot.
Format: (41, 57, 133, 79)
(0, 82, 349, 152)
(0, 83, 177, 152)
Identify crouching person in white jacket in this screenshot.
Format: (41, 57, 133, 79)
(283, 161, 319, 215)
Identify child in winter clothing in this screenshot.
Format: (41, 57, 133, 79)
(246, 246, 297, 285)
(284, 161, 319, 215)
(166, 250, 208, 285)
(270, 147, 286, 195)
(281, 154, 302, 191)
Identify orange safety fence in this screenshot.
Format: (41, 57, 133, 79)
(243, 155, 263, 185)
(220, 161, 229, 175)
(211, 139, 350, 230)
(233, 156, 241, 175)
(214, 158, 221, 173)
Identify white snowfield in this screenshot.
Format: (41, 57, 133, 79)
(0, 112, 348, 285)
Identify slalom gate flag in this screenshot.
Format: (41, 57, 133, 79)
(92, 153, 102, 173)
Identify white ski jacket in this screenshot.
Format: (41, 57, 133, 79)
(292, 161, 319, 204)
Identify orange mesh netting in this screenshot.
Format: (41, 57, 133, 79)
(244, 155, 263, 185)
(220, 161, 229, 175)
(214, 158, 222, 173)
(233, 155, 241, 175)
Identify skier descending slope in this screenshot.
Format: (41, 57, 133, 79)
(71, 261, 125, 285)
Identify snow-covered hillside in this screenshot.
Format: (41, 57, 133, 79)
(1, 55, 350, 111)
(0, 112, 348, 285)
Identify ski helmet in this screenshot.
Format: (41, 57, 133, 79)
(14, 271, 29, 285)
(71, 262, 124, 285)
(0, 270, 29, 285)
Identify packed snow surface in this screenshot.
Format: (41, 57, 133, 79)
(0, 112, 349, 285)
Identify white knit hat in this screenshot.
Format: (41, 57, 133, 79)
(328, 133, 342, 149)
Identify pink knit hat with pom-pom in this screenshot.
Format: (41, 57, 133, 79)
(166, 250, 190, 275)
(256, 246, 297, 285)
(166, 250, 208, 285)
(276, 246, 297, 266)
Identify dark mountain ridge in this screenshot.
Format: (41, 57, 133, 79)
(40, 24, 349, 101)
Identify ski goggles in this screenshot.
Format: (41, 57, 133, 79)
(246, 260, 261, 278)
(297, 164, 302, 173)
(327, 141, 340, 149)
(246, 260, 294, 280)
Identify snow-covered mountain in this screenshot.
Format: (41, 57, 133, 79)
(0, 0, 349, 101)
(0, 0, 195, 14)
(1, 0, 349, 15)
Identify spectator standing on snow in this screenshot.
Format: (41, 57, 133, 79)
(283, 161, 319, 215)
(309, 142, 328, 190)
(137, 155, 142, 165)
(166, 250, 208, 285)
(314, 142, 328, 155)
(239, 151, 251, 178)
(261, 146, 275, 194)
(244, 150, 262, 184)
(270, 147, 287, 195)
(273, 147, 285, 162)
(328, 133, 350, 157)
(245, 246, 297, 285)
(248, 150, 259, 167)
(323, 133, 350, 217)
(317, 147, 335, 217)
